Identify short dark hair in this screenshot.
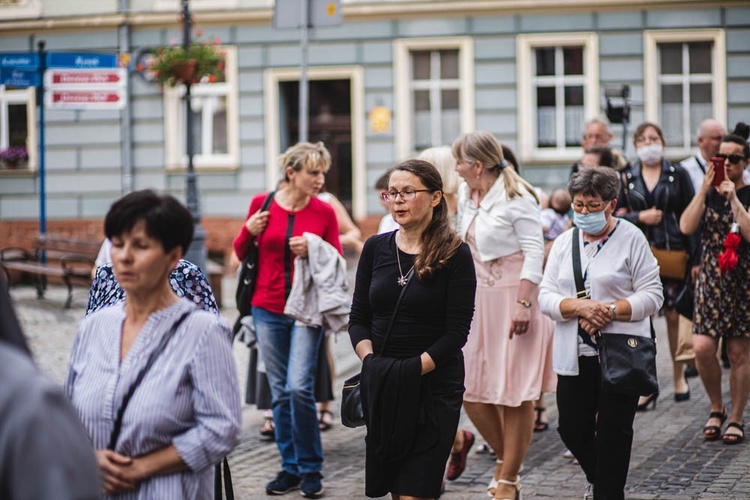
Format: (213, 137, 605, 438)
(568, 166, 620, 201)
(104, 190, 194, 255)
(584, 145, 615, 169)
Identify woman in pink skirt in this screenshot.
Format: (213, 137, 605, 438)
(453, 130, 556, 500)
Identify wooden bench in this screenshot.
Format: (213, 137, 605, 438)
(0, 234, 101, 308)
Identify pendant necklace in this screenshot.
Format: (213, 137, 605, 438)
(395, 233, 415, 286)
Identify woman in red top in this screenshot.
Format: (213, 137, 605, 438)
(233, 142, 341, 498)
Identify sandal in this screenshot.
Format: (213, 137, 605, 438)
(318, 409, 334, 431)
(703, 408, 727, 441)
(259, 416, 275, 441)
(494, 477, 522, 500)
(723, 421, 745, 445)
(534, 407, 549, 432)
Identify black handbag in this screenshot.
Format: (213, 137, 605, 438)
(572, 227, 658, 396)
(233, 192, 275, 335)
(341, 269, 414, 429)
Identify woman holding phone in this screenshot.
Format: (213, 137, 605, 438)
(615, 122, 696, 409)
(680, 122, 750, 444)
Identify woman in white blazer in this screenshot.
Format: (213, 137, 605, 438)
(539, 166, 663, 500)
(454, 130, 555, 500)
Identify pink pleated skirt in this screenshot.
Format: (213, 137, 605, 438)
(463, 252, 556, 406)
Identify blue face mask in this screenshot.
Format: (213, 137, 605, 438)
(573, 210, 608, 234)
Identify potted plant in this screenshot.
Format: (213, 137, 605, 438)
(148, 31, 225, 87)
(0, 146, 28, 169)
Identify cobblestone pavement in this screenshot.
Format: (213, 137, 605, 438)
(10, 279, 750, 499)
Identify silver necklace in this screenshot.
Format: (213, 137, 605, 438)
(395, 234, 415, 286)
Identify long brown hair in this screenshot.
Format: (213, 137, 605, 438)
(390, 159, 463, 280)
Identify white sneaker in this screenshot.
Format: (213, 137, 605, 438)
(583, 482, 594, 499)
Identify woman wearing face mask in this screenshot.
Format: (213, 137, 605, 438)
(615, 122, 697, 409)
(540, 166, 663, 500)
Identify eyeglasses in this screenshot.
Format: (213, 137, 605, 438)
(635, 136, 662, 145)
(571, 200, 611, 213)
(715, 153, 747, 164)
(382, 189, 431, 203)
(583, 133, 609, 142)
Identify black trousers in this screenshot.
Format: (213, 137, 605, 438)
(556, 356, 639, 500)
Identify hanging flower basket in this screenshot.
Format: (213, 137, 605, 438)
(171, 59, 199, 84)
(150, 31, 225, 87)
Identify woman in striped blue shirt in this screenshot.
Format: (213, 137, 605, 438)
(66, 190, 242, 498)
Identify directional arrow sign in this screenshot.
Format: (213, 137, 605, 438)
(0, 68, 41, 88)
(0, 52, 39, 70)
(45, 89, 126, 110)
(45, 68, 126, 88)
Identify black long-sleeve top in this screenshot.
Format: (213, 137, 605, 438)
(348, 231, 476, 366)
(616, 159, 699, 259)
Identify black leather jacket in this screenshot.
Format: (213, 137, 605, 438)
(616, 159, 698, 255)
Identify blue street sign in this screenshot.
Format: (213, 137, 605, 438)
(0, 52, 40, 70)
(46, 52, 119, 69)
(0, 68, 40, 88)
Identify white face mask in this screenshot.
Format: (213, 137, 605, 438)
(636, 144, 664, 165)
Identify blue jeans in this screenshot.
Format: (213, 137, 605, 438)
(252, 306, 324, 475)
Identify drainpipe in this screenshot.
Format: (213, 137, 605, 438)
(119, 0, 134, 194)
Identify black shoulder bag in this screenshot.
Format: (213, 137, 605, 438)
(341, 270, 414, 429)
(108, 310, 235, 500)
(571, 227, 658, 396)
(233, 191, 275, 337)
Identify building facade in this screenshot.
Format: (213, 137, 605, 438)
(1, 0, 748, 259)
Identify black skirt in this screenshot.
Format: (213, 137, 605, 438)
(365, 355, 464, 498)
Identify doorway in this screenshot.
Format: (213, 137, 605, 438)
(279, 79, 353, 212)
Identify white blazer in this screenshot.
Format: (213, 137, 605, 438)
(457, 177, 545, 284)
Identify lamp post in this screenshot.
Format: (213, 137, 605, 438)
(181, 0, 207, 272)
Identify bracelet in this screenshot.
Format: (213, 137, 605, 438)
(517, 299, 532, 308)
(609, 302, 617, 320)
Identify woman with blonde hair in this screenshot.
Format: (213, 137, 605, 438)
(418, 146, 461, 218)
(233, 141, 341, 498)
(453, 130, 555, 500)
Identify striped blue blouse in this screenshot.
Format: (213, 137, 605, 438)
(65, 299, 241, 499)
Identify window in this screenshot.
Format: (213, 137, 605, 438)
(0, 86, 36, 172)
(394, 37, 474, 160)
(164, 46, 238, 170)
(517, 33, 599, 162)
(645, 30, 726, 154)
(0, 0, 42, 20)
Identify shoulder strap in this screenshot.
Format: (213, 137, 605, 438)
(108, 309, 192, 450)
(571, 227, 587, 299)
(260, 190, 275, 212)
(378, 270, 414, 355)
(620, 172, 633, 213)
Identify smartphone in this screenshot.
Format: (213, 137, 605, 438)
(711, 156, 726, 186)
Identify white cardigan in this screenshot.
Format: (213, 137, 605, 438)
(457, 178, 545, 284)
(539, 219, 664, 376)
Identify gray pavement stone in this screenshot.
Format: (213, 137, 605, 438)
(9, 278, 750, 499)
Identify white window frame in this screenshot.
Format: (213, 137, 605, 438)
(0, 85, 37, 173)
(517, 32, 599, 164)
(394, 37, 475, 162)
(163, 46, 238, 171)
(263, 66, 367, 220)
(644, 29, 726, 157)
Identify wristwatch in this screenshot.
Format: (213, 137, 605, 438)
(609, 302, 617, 320)
(517, 299, 532, 308)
